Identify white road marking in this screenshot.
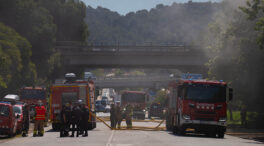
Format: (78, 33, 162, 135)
(106, 130, 115, 146)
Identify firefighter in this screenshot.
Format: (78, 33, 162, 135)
(110, 103, 116, 129)
(22, 104, 29, 137)
(70, 101, 82, 137)
(81, 103, 89, 137)
(60, 105, 67, 137)
(65, 103, 71, 136)
(33, 100, 46, 137)
(115, 102, 122, 129)
(125, 104, 133, 129)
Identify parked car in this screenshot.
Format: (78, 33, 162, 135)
(104, 105, 110, 113)
(0, 101, 18, 137)
(95, 100, 106, 112)
(14, 103, 25, 133)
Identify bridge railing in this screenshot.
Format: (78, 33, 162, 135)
(95, 75, 179, 81)
(55, 41, 203, 53)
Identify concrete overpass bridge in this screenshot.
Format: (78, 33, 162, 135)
(56, 42, 209, 74)
(94, 76, 179, 89)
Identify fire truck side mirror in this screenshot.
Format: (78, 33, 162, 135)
(228, 88, 233, 101)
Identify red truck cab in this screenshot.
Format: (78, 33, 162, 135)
(20, 87, 47, 122)
(166, 74, 233, 138)
(121, 91, 148, 120)
(50, 79, 96, 130)
(0, 102, 18, 137)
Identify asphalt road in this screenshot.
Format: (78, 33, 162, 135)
(0, 121, 263, 146)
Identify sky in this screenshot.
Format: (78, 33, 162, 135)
(81, 0, 221, 15)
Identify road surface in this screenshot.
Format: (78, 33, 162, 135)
(0, 122, 263, 146)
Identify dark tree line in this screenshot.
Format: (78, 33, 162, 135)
(0, 0, 88, 97)
(85, 1, 220, 45)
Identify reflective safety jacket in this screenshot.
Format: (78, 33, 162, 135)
(35, 106, 46, 120)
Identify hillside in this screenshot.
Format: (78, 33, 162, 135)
(85, 1, 220, 45)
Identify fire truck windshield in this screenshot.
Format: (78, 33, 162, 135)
(0, 105, 9, 116)
(186, 84, 226, 102)
(61, 92, 78, 104)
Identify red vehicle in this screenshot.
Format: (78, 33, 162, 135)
(13, 103, 24, 133)
(50, 78, 96, 130)
(20, 87, 47, 106)
(121, 91, 148, 120)
(20, 87, 47, 121)
(0, 102, 18, 137)
(149, 103, 164, 119)
(166, 75, 233, 138)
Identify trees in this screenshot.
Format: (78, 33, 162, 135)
(0, 0, 88, 96)
(0, 23, 36, 96)
(240, 0, 264, 49)
(204, 1, 264, 115)
(85, 2, 219, 44)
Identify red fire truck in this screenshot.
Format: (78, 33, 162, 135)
(121, 91, 148, 120)
(20, 87, 47, 122)
(50, 76, 96, 130)
(166, 74, 233, 138)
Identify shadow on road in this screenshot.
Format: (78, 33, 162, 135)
(243, 137, 264, 144)
(46, 129, 58, 132)
(167, 131, 222, 139)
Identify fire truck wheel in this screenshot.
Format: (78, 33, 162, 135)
(177, 127, 185, 135)
(206, 132, 216, 138)
(165, 116, 172, 131)
(177, 115, 185, 135)
(52, 123, 60, 131)
(218, 132, 224, 138)
(172, 126, 178, 134)
(8, 128, 14, 138)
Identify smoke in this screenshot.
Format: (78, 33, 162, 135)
(202, 0, 264, 113)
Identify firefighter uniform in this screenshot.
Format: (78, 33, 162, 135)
(33, 104, 46, 137)
(125, 105, 133, 128)
(60, 105, 71, 137)
(70, 105, 82, 137)
(22, 105, 29, 137)
(81, 105, 89, 137)
(110, 104, 116, 129)
(115, 104, 122, 129)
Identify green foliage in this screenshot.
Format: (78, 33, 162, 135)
(227, 111, 241, 125)
(0, 23, 36, 96)
(0, 0, 88, 96)
(91, 69, 105, 77)
(204, 1, 264, 113)
(154, 89, 167, 106)
(240, 0, 264, 49)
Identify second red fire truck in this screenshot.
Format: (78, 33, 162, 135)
(166, 74, 233, 138)
(50, 73, 96, 130)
